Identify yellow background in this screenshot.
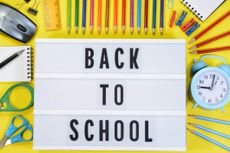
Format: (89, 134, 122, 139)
(0, 0, 230, 153)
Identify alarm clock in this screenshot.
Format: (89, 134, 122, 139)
(190, 55, 230, 111)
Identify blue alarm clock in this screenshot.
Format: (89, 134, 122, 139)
(190, 55, 230, 111)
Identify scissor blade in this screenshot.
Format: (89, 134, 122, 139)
(0, 135, 8, 148)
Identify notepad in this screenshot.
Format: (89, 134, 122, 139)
(0, 46, 32, 82)
(181, 0, 225, 21)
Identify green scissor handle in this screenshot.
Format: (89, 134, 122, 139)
(0, 83, 34, 112)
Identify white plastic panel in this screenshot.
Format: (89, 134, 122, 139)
(35, 39, 186, 74)
(35, 78, 186, 111)
(34, 115, 186, 151)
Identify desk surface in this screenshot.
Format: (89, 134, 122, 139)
(0, 0, 230, 153)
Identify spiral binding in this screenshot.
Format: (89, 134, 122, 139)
(167, 0, 174, 10)
(181, 0, 203, 20)
(26, 47, 33, 80)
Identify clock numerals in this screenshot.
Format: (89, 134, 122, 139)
(194, 71, 228, 105)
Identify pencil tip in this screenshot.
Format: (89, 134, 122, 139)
(189, 38, 196, 44)
(189, 45, 196, 50)
(188, 114, 194, 117)
(186, 128, 194, 133)
(152, 29, 155, 34)
(75, 27, 78, 33)
(105, 28, 109, 34)
(189, 51, 196, 54)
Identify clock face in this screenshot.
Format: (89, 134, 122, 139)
(194, 71, 229, 105)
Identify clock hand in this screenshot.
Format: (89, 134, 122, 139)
(211, 75, 216, 89)
(199, 86, 211, 90)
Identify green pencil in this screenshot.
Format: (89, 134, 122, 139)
(67, 0, 71, 34)
(75, 0, 79, 33)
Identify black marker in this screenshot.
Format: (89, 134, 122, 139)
(0, 50, 24, 69)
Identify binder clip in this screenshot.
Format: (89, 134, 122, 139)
(186, 22, 200, 36)
(27, 0, 41, 16)
(176, 11, 187, 26)
(181, 18, 195, 32)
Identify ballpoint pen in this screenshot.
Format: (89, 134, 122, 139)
(0, 50, 24, 69)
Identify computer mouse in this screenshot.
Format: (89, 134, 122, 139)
(0, 3, 37, 43)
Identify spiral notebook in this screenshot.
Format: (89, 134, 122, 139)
(181, 0, 225, 21)
(0, 46, 32, 82)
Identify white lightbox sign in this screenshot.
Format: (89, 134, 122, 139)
(34, 39, 186, 151)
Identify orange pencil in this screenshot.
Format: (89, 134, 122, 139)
(98, 0, 102, 33)
(105, 0, 110, 33)
(114, 0, 118, 33)
(122, 0, 126, 33)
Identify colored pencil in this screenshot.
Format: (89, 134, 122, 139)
(67, 0, 71, 34)
(75, 0, 79, 33)
(82, 0, 87, 33)
(137, 0, 141, 33)
(122, 0, 126, 33)
(98, 0, 102, 33)
(189, 123, 230, 139)
(160, 0, 164, 35)
(90, 0, 94, 33)
(130, 0, 134, 33)
(189, 30, 230, 50)
(188, 115, 230, 125)
(187, 128, 230, 152)
(152, 0, 156, 34)
(114, 0, 118, 33)
(144, 0, 148, 33)
(105, 0, 110, 33)
(190, 46, 230, 54)
(189, 10, 230, 44)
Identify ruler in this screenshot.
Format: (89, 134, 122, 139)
(43, 0, 62, 30)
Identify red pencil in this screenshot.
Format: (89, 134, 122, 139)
(190, 46, 230, 54)
(122, 0, 126, 33)
(144, 0, 148, 33)
(189, 30, 230, 50)
(189, 10, 230, 44)
(105, 0, 110, 33)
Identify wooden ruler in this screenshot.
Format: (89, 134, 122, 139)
(43, 0, 62, 30)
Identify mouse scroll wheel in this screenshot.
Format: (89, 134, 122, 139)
(17, 24, 27, 32)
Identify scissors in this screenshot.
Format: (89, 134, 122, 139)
(0, 83, 34, 112)
(0, 115, 33, 148)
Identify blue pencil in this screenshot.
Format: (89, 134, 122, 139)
(137, 0, 141, 33)
(187, 128, 230, 151)
(82, 0, 87, 33)
(189, 123, 230, 139)
(152, 0, 156, 34)
(189, 115, 230, 125)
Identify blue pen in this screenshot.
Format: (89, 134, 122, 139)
(82, 0, 87, 33)
(152, 0, 156, 34)
(137, 0, 141, 33)
(189, 115, 230, 125)
(189, 123, 230, 139)
(187, 128, 230, 152)
(186, 22, 200, 36)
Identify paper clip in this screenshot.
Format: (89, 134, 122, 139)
(181, 18, 195, 32)
(186, 22, 200, 36)
(176, 11, 187, 26)
(169, 10, 177, 28)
